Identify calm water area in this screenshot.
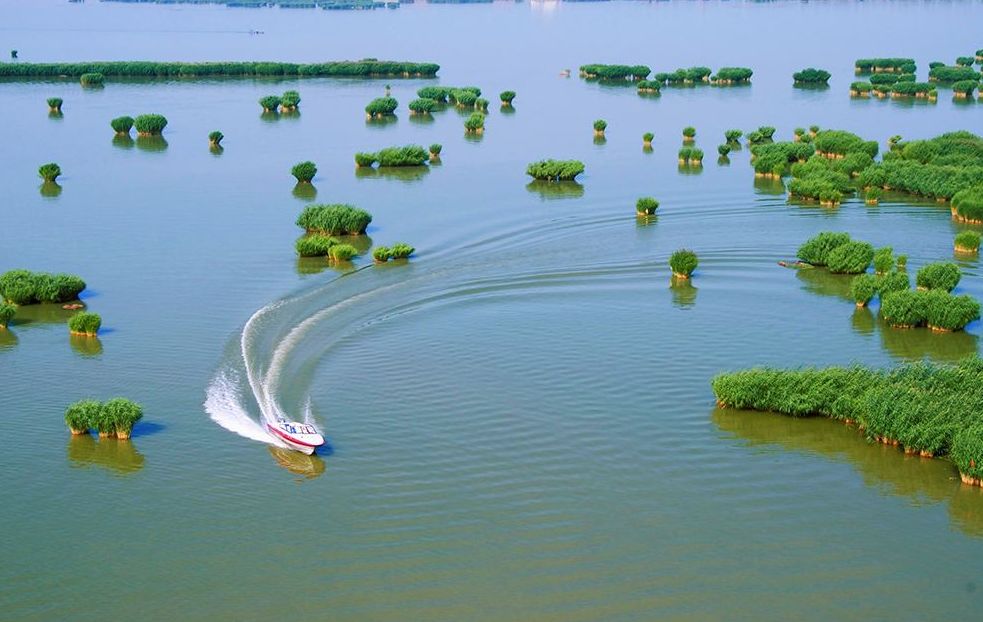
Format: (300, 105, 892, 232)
(2, 0, 983, 619)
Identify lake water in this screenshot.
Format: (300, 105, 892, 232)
(2, 0, 983, 619)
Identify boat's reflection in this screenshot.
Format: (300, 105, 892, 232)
(268, 445, 326, 480)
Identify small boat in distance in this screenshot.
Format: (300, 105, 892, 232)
(266, 418, 325, 456)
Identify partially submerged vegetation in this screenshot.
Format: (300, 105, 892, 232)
(0, 60, 440, 79)
(79, 72, 104, 87)
(296, 204, 372, 235)
(291, 161, 317, 183)
(464, 112, 485, 134)
(208, 130, 223, 146)
(929, 65, 979, 82)
(499, 90, 516, 106)
(578, 64, 650, 81)
(793, 68, 831, 84)
(860, 132, 983, 204)
(797, 232, 872, 274)
(38, 162, 61, 183)
(593, 119, 607, 137)
(65, 398, 143, 440)
(358, 144, 430, 167)
(855, 58, 916, 74)
(636, 197, 659, 216)
(678, 147, 704, 166)
(47, 97, 62, 112)
(134, 113, 167, 135)
(296, 234, 338, 257)
(0, 270, 86, 305)
(526, 159, 584, 182)
(365, 96, 398, 118)
(68, 312, 101, 336)
(0, 302, 15, 329)
(669, 249, 698, 279)
(111, 115, 134, 134)
(711, 357, 983, 485)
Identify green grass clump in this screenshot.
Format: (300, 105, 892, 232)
(372, 246, 392, 263)
(636, 80, 662, 93)
(79, 72, 104, 86)
(296, 204, 372, 236)
(855, 58, 916, 73)
(0, 60, 440, 79)
(951, 81, 978, 97)
(259, 94, 282, 112)
(643, 132, 654, 145)
(110, 115, 134, 134)
(851, 273, 878, 306)
(295, 234, 338, 257)
(500, 90, 516, 105)
(65, 399, 102, 434)
(38, 162, 61, 183)
(0, 270, 86, 305)
(408, 98, 436, 114)
(711, 357, 983, 481)
(281, 90, 301, 109)
(873, 247, 894, 274)
(365, 96, 398, 117)
(717, 144, 731, 157)
(579, 64, 651, 81)
(208, 130, 223, 145)
(390, 242, 415, 259)
(0, 302, 15, 329)
(678, 147, 704, 165)
(865, 187, 882, 204)
(669, 249, 698, 278)
(99, 397, 143, 439)
(878, 270, 910, 296)
(47, 97, 63, 111)
(526, 159, 584, 182)
(375, 145, 429, 167)
(924, 290, 981, 331)
(793, 68, 831, 84)
(450, 89, 478, 107)
(464, 112, 485, 134)
(725, 129, 742, 143)
(682, 126, 696, 139)
(593, 119, 607, 133)
(814, 129, 878, 158)
(636, 197, 659, 215)
(929, 65, 979, 82)
(953, 187, 983, 223)
(291, 161, 317, 183)
(134, 113, 167, 135)
(329, 244, 358, 262)
(417, 86, 453, 102)
(796, 231, 851, 266)
(68, 312, 101, 336)
(916, 262, 961, 291)
(354, 152, 378, 168)
(826, 240, 874, 274)
(955, 230, 982, 252)
(713, 67, 753, 83)
(429, 143, 442, 157)
(881, 289, 928, 327)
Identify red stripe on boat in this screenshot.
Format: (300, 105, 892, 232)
(268, 424, 320, 448)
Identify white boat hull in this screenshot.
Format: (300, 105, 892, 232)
(267, 420, 325, 456)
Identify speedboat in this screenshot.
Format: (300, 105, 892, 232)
(266, 417, 325, 456)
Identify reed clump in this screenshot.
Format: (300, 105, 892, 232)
(296, 204, 372, 235)
(0, 270, 86, 305)
(526, 160, 584, 182)
(68, 311, 101, 336)
(711, 357, 983, 484)
(669, 249, 698, 279)
(636, 197, 659, 216)
(65, 398, 143, 440)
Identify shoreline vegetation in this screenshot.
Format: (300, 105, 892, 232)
(0, 60, 440, 80)
(712, 357, 983, 487)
